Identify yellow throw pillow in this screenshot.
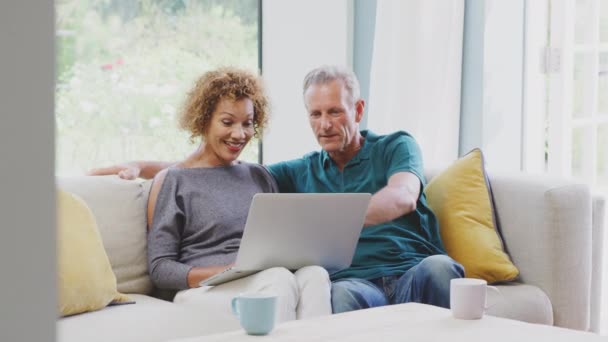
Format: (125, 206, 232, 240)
(57, 189, 130, 316)
(424, 149, 519, 283)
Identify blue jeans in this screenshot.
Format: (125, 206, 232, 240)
(331, 255, 464, 313)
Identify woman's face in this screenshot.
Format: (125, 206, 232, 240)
(204, 97, 255, 166)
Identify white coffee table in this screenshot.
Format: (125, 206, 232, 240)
(168, 303, 605, 342)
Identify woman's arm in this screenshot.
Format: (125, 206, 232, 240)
(147, 171, 191, 289)
(186, 265, 234, 288)
(147, 169, 168, 229)
(147, 170, 233, 289)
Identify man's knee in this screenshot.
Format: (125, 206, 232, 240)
(331, 279, 387, 313)
(416, 255, 464, 282)
(331, 280, 357, 303)
(396, 255, 463, 308)
(331, 280, 362, 313)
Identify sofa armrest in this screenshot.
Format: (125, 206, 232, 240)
(590, 194, 606, 333)
(488, 173, 592, 331)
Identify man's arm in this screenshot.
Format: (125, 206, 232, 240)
(266, 161, 298, 193)
(88, 161, 175, 180)
(364, 171, 420, 227)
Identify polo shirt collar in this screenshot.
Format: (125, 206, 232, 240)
(321, 130, 374, 168)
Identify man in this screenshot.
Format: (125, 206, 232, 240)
(91, 65, 464, 313)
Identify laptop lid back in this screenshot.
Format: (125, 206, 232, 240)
(234, 193, 371, 273)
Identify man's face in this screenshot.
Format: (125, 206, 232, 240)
(304, 80, 363, 154)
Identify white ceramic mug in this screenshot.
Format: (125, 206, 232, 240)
(450, 278, 500, 320)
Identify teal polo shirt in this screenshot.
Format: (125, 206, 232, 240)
(267, 130, 446, 281)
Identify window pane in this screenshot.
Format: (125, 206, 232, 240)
(573, 52, 595, 118)
(601, 0, 608, 43)
(55, 0, 259, 176)
(576, 0, 596, 44)
(600, 53, 608, 114)
(599, 124, 608, 188)
(571, 126, 593, 179)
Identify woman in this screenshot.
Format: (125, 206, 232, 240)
(146, 67, 331, 323)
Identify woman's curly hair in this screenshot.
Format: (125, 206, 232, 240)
(178, 67, 270, 141)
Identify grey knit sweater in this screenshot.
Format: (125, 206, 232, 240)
(147, 162, 278, 290)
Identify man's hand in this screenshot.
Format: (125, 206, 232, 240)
(89, 160, 174, 180)
(88, 163, 141, 180)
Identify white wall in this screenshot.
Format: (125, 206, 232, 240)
(0, 2, 56, 341)
(262, 0, 353, 164)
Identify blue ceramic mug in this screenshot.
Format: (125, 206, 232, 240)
(231, 293, 278, 335)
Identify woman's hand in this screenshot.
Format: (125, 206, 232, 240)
(186, 263, 235, 288)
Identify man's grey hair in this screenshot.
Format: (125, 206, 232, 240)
(302, 65, 361, 106)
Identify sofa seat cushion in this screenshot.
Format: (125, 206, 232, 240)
(57, 294, 238, 342)
(487, 283, 553, 325)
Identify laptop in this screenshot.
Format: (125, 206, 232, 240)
(200, 193, 371, 286)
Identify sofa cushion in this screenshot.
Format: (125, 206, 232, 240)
(488, 283, 553, 325)
(57, 176, 153, 294)
(424, 149, 519, 283)
(57, 190, 130, 316)
(58, 294, 238, 342)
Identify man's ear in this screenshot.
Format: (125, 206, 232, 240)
(355, 99, 365, 123)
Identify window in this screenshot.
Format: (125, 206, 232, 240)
(530, 0, 608, 333)
(541, 0, 608, 192)
(55, 0, 260, 176)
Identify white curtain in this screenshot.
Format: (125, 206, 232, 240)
(368, 0, 465, 169)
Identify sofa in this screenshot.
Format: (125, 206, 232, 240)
(56, 171, 606, 342)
